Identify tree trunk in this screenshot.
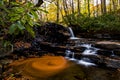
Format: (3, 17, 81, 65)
(77, 0, 81, 16)
(71, 0, 74, 14)
(103, 0, 106, 13)
(101, 0, 106, 14)
(119, 0, 120, 6)
(109, 0, 112, 12)
(112, 0, 116, 12)
(56, 0, 59, 23)
(87, 0, 90, 17)
(96, 0, 99, 16)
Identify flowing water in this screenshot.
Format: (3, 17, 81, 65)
(68, 27, 80, 40)
(66, 27, 98, 66)
(9, 27, 120, 80)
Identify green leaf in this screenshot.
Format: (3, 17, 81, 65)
(0, 0, 4, 6)
(34, 22, 41, 26)
(9, 24, 17, 34)
(17, 21, 25, 30)
(30, 11, 38, 19)
(26, 26, 35, 37)
(21, 19, 26, 24)
(10, 2, 19, 6)
(13, 7, 24, 13)
(28, 20, 34, 26)
(10, 16, 21, 22)
(38, 8, 48, 13)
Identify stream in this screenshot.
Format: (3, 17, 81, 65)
(0, 27, 120, 80)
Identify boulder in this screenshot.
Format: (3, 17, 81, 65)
(36, 22, 70, 43)
(95, 41, 120, 50)
(104, 58, 120, 68)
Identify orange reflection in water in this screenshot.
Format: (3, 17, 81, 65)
(10, 56, 69, 79)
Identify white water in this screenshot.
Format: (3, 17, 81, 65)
(82, 49, 97, 55)
(69, 52, 77, 61)
(66, 27, 98, 66)
(81, 44, 92, 49)
(65, 50, 71, 59)
(77, 59, 96, 66)
(68, 27, 80, 40)
(65, 50, 76, 61)
(68, 27, 75, 37)
(81, 44, 98, 55)
(77, 58, 96, 66)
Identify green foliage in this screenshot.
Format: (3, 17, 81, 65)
(63, 12, 120, 33)
(0, 0, 41, 37)
(2, 40, 13, 52)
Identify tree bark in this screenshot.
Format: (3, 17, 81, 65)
(77, 0, 81, 16)
(56, 0, 59, 23)
(87, 0, 90, 17)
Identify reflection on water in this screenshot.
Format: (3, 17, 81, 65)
(47, 61, 120, 80)
(10, 56, 120, 80)
(77, 58, 96, 66)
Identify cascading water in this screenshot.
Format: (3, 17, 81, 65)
(69, 52, 76, 61)
(111, 51, 115, 57)
(65, 27, 98, 66)
(77, 58, 96, 66)
(81, 44, 92, 49)
(68, 27, 75, 37)
(65, 50, 76, 61)
(77, 44, 97, 66)
(81, 44, 98, 55)
(68, 27, 79, 40)
(65, 50, 71, 59)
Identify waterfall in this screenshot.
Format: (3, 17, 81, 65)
(68, 27, 75, 37)
(69, 52, 76, 61)
(65, 50, 71, 58)
(65, 27, 97, 66)
(68, 27, 79, 40)
(65, 50, 76, 61)
(77, 58, 96, 66)
(81, 44, 98, 55)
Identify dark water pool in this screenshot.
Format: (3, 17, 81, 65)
(35, 61, 120, 80)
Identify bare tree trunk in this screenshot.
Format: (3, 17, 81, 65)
(56, 0, 59, 23)
(63, 0, 69, 16)
(101, 0, 104, 14)
(96, 0, 99, 16)
(87, 0, 90, 17)
(109, 0, 112, 12)
(112, 0, 116, 12)
(84, 0, 87, 14)
(77, 0, 81, 16)
(71, 0, 74, 14)
(101, 0, 106, 14)
(103, 0, 106, 13)
(119, 0, 120, 6)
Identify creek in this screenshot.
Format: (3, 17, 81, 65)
(8, 27, 120, 80)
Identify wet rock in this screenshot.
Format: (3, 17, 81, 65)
(95, 41, 120, 50)
(104, 58, 120, 68)
(36, 22, 70, 43)
(114, 49, 120, 56)
(97, 49, 112, 56)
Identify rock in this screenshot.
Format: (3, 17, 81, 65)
(114, 49, 120, 56)
(36, 22, 70, 43)
(95, 41, 120, 50)
(105, 58, 120, 68)
(97, 49, 112, 56)
(14, 41, 31, 49)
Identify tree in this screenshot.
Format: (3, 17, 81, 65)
(56, 0, 60, 23)
(101, 0, 106, 14)
(87, 0, 90, 17)
(77, 0, 81, 16)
